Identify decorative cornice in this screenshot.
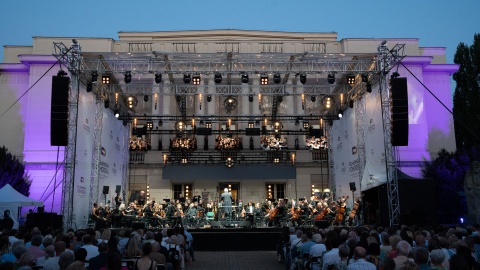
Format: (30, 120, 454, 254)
(17, 54, 58, 66)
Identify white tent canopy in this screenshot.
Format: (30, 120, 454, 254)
(0, 184, 43, 207)
(0, 184, 43, 230)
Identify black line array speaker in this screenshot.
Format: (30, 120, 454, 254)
(50, 76, 70, 146)
(115, 185, 121, 194)
(390, 77, 409, 146)
(103, 186, 109, 195)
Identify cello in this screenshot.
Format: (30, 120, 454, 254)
(347, 202, 359, 223)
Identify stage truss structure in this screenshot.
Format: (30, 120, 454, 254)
(52, 40, 405, 229)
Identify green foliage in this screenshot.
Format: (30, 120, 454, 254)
(453, 33, 480, 148)
(422, 147, 480, 223)
(0, 146, 31, 196)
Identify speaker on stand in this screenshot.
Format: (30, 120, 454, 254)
(103, 186, 109, 206)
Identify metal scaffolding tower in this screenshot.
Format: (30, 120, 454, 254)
(53, 41, 81, 230)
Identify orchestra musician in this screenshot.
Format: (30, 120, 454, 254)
(123, 202, 137, 227)
(165, 201, 181, 227)
(114, 192, 122, 209)
(272, 199, 287, 227)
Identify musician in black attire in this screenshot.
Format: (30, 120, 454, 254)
(137, 190, 146, 206)
(192, 191, 201, 203)
(166, 201, 181, 227)
(143, 202, 157, 227)
(114, 193, 122, 209)
(272, 199, 287, 227)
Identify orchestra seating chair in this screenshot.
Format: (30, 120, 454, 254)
(206, 212, 215, 224)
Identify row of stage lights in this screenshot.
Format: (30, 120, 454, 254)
(89, 70, 371, 87)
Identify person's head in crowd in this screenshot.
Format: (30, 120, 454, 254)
(141, 242, 152, 256)
(415, 234, 426, 247)
(381, 232, 390, 246)
(398, 261, 419, 270)
(429, 249, 445, 267)
(18, 252, 34, 267)
(145, 231, 154, 241)
(98, 242, 109, 253)
(105, 252, 123, 270)
(312, 233, 322, 244)
(413, 247, 429, 266)
(107, 237, 119, 254)
(379, 257, 396, 270)
(168, 235, 179, 245)
(338, 244, 350, 259)
(43, 236, 54, 249)
(389, 235, 401, 251)
(74, 248, 87, 262)
(13, 244, 27, 260)
(54, 241, 67, 256)
(353, 246, 367, 260)
(59, 251, 75, 270)
(101, 229, 111, 241)
(44, 245, 55, 258)
(31, 234, 43, 247)
(397, 240, 412, 256)
(82, 234, 94, 245)
(151, 241, 160, 252)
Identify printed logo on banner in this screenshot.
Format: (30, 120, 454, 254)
(341, 161, 346, 174)
(110, 130, 114, 140)
(352, 146, 357, 155)
(344, 130, 348, 140)
(112, 163, 117, 175)
(371, 148, 374, 156)
(349, 159, 359, 173)
(368, 118, 375, 133)
(76, 176, 87, 196)
(83, 118, 91, 133)
(115, 136, 121, 152)
(101, 147, 107, 157)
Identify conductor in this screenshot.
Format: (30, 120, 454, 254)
(221, 188, 232, 218)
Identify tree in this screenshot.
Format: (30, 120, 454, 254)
(0, 146, 31, 196)
(422, 147, 480, 223)
(453, 33, 480, 149)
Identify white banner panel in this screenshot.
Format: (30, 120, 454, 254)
(331, 107, 359, 199)
(72, 91, 95, 229)
(361, 87, 387, 190)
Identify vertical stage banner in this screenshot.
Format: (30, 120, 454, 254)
(361, 86, 387, 190)
(72, 90, 95, 229)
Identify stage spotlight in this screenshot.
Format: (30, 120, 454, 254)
(347, 74, 356, 85)
(102, 75, 110, 84)
(214, 73, 222, 83)
(125, 96, 138, 109)
(241, 74, 249, 84)
(327, 73, 335, 84)
(260, 75, 269, 85)
(311, 95, 316, 102)
(366, 83, 372, 93)
(192, 75, 201, 85)
(114, 109, 120, 118)
(175, 95, 181, 102)
(158, 120, 163, 127)
(225, 156, 234, 168)
(338, 109, 343, 119)
(183, 74, 191, 84)
(322, 96, 334, 109)
(124, 71, 132, 84)
(144, 95, 149, 102)
(361, 73, 369, 83)
(295, 118, 300, 126)
(207, 95, 212, 102)
(248, 95, 253, 102)
(91, 71, 98, 82)
(155, 73, 162, 83)
(349, 99, 354, 108)
(273, 73, 281, 84)
(104, 99, 110, 109)
(278, 96, 283, 103)
(300, 74, 307, 84)
(303, 122, 310, 129)
(147, 121, 154, 130)
(86, 82, 93, 93)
